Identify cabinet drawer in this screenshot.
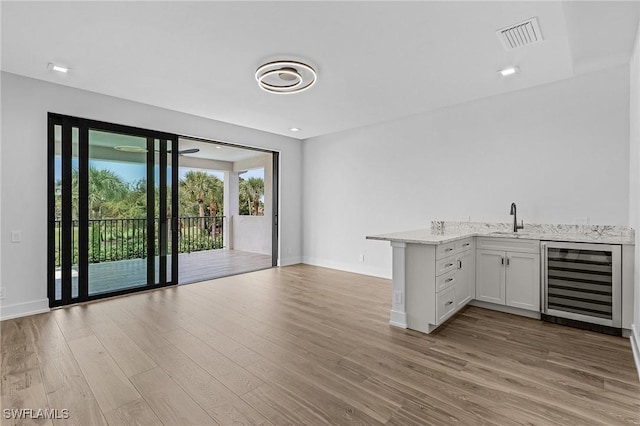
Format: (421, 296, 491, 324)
(436, 241, 456, 259)
(436, 285, 456, 324)
(476, 237, 539, 253)
(456, 238, 473, 252)
(436, 256, 457, 276)
(436, 269, 456, 292)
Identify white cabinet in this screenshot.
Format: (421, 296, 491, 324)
(476, 238, 540, 312)
(405, 237, 475, 333)
(506, 251, 540, 311)
(476, 249, 505, 305)
(455, 249, 474, 308)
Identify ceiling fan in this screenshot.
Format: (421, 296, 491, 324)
(157, 148, 201, 155)
(170, 148, 200, 155)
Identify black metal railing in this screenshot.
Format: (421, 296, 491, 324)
(54, 215, 224, 267)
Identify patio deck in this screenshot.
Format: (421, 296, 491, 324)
(54, 249, 273, 300)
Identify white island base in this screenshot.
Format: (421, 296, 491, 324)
(388, 238, 476, 334)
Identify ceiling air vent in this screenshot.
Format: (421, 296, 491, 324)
(496, 17, 543, 50)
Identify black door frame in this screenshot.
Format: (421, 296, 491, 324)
(48, 113, 179, 307)
(272, 152, 279, 266)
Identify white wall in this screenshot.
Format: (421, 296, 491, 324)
(0, 72, 303, 319)
(629, 23, 640, 372)
(232, 154, 272, 255)
(303, 66, 630, 279)
(232, 216, 272, 256)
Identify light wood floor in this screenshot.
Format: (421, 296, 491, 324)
(2, 264, 639, 425)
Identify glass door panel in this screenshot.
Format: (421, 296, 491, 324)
(49, 114, 177, 307)
(52, 122, 81, 305)
(88, 130, 149, 295)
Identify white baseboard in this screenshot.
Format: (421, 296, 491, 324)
(302, 256, 392, 279)
(469, 300, 541, 319)
(631, 324, 640, 381)
(279, 256, 303, 267)
(0, 299, 50, 321)
(389, 309, 408, 328)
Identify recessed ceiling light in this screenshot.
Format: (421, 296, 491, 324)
(499, 66, 519, 76)
(48, 63, 69, 73)
(289, 128, 301, 132)
(216, 146, 223, 149)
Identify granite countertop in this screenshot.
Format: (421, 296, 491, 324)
(366, 221, 635, 245)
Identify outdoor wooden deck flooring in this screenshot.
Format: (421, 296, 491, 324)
(178, 249, 273, 284)
(4, 264, 640, 425)
(54, 249, 273, 299)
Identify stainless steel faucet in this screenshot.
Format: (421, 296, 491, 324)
(510, 202, 524, 232)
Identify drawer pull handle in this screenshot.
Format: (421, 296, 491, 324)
(445, 248, 453, 252)
(445, 301, 453, 306)
(445, 278, 454, 283)
(445, 263, 454, 268)
(463, 243, 470, 247)
(507, 258, 510, 266)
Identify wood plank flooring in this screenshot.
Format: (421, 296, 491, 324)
(2, 264, 639, 425)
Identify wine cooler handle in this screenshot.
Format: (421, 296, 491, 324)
(541, 242, 547, 313)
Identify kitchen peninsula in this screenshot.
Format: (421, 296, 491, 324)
(367, 221, 635, 335)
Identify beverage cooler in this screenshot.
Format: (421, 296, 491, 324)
(541, 241, 621, 334)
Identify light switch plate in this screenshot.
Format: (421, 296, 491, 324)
(11, 230, 21, 243)
(574, 217, 589, 225)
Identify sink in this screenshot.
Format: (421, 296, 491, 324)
(489, 231, 532, 236)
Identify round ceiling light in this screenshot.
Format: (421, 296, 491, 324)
(255, 60, 317, 94)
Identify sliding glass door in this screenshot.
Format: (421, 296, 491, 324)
(48, 114, 178, 307)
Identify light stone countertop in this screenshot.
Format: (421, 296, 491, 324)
(366, 221, 635, 245)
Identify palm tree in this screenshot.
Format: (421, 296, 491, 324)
(72, 167, 127, 219)
(179, 171, 223, 228)
(88, 168, 128, 218)
(239, 177, 264, 216)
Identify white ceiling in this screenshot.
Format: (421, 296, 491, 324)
(2, 1, 639, 140)
(179, 138, 267, 162)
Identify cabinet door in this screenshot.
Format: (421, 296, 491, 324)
(506, 252, 540, 311)
(476, 249, 505, 305)
(455, 250, 474, 308)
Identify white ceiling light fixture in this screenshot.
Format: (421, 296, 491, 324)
(255, 60, 317, 94)
(499, 66, 519, 77)
(47, 62, 69, 73)
(289, 127, 301, 132)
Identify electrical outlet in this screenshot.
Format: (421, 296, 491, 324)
(11, 230, 21, 243)
(358, 254, 365, 262)
(287, 247, 292, 255)
(459, 216, 471, 222)
(394, 291, 403, 304)
(0, 287, 4, 300)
